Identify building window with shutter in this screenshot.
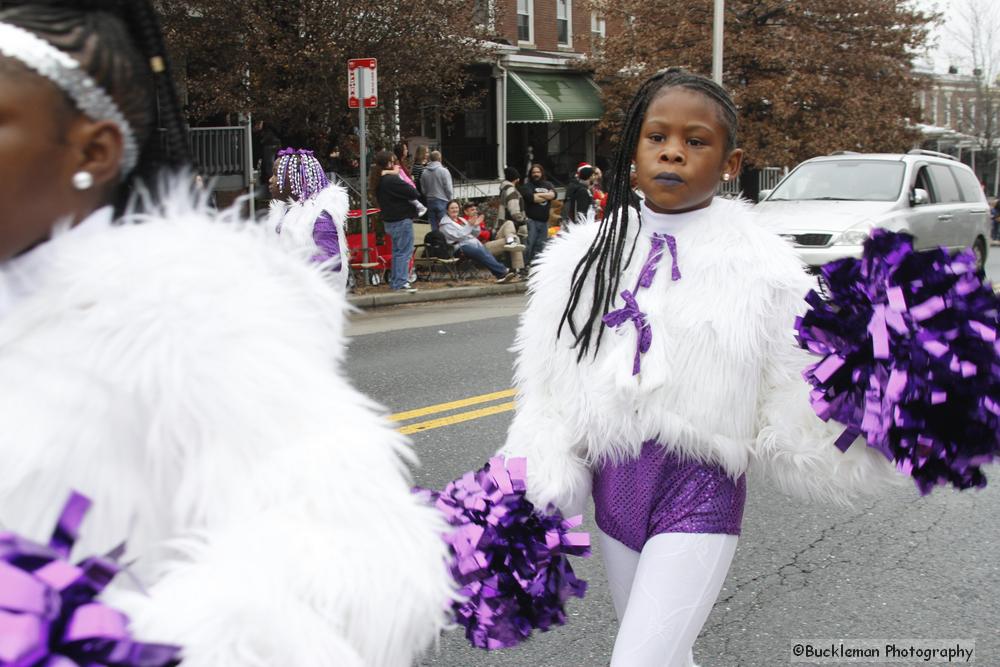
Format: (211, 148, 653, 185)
(517, 0, 533, 43)
(556, 0, 571, 46)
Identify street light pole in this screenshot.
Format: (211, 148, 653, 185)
(712, 0, 724, 84)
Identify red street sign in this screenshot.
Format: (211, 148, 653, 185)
(348, 58, 378, 109)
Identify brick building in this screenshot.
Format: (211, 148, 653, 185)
(405, 0, 612, 198)
(915, 65, 1000, 194)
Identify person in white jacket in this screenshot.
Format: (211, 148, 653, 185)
(0, 3, 453, 665)
(499, 68, 900, 666)
(267, 147, 350, 292)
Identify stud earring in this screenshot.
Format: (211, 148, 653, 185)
(72, 171, 94, 191)
(722, 173, 731, 182)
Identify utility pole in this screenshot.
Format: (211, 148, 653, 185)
(712, 0, 724, 85)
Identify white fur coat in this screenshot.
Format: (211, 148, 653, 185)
(267, 183, 350, 290)
(500, 198, 901, 514)
(0, 185, 453, 666)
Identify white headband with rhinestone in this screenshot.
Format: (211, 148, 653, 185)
(0, 21, 140, 175)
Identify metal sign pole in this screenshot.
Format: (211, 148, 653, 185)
(358, 67, 369, 283)
(245, 112, 255, 219)
(712, 0, 724, 85)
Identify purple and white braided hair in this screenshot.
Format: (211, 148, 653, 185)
(275, 148, 330, 201)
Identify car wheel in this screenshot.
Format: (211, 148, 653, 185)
(973, 237, 987, 272)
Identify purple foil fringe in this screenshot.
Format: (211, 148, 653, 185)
(417, 457, 591, 650)
(795, 229, 1000, 494)
(0, 492, 181, 667)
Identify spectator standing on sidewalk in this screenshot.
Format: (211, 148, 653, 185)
(411, 144, 430, 197)
(561, 162, 595, 227)
(520, 163, 556, 266)
(439, 201, 519, 283)
(421, 150, 454, 232)
(369, 150, 419, 292)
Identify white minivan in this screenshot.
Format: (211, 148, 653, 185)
(756, 150, 991, 270)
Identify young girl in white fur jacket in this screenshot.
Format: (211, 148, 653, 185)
(0, 3, 452, 665)
(499, 69, 900, 666)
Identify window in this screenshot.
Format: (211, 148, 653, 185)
(590, 11, 606, 51)
(556, 0, 571, 46)
(517, 0, 532, 43)
(928, 164, 962, 203)
(766, 160, 905, 202)
(952, 165, 984, 203)
(421, 107, 439, 141)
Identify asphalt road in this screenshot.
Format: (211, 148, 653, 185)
(345, 259, 1000, 667)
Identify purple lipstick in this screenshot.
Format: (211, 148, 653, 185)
(654, 171, 685, 186)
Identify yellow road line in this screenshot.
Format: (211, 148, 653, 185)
(398, 401, 516, 435)
(389, 389, 516, 422)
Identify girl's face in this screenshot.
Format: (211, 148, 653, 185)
(634, 87, 742, 214)
(447, 202, 460, 219)
(0, 64, 84, 260)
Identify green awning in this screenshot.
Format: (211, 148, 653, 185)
(507, 70, 603, 123)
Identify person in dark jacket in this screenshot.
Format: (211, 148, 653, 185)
(561, 162, 595, 227)
(369, 150, 420, 292)
(520, 163, 556, 266)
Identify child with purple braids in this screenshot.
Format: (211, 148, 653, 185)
(268, 148, 349, 288)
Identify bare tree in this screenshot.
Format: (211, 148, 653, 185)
(159, 0, 501, 156)
(946, 0, 1000, 194)
(585, 0, 936, 176)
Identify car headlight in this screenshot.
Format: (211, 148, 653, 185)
(834, 225, 873, 246)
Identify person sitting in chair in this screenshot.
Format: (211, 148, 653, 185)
(439, 200, 519, 283)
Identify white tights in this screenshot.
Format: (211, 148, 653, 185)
(599, 529, 738, 667)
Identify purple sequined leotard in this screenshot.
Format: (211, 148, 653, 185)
(592, 441, 746, 552)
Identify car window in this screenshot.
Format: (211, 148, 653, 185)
(913, 166, 934, 202)
(767, 160, 904, 202)
(927, 164, 962, 203)
(951, 166, 984, 203)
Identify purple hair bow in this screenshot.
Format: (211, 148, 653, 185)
(603, 233, 681, 375)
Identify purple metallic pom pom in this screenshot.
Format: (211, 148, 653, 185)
(796, 229, 1000, 494)
(419, 456, 591, 650)
(0, 492, 181, 667)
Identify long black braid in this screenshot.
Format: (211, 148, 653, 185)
(558, 67, 739, 361)
(0, 0, 190, 209)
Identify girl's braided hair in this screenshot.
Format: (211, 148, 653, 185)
(274, 148, 329, 201)
(0, 0, 191, 209)
(558, 67, 739, 361)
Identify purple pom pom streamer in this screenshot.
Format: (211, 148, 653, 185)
(417, 456, 590, 650)
(796, 229, 1000, 494)
(0, 492, 181, 666)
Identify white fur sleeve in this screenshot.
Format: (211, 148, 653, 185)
(752, 272, 904, 505)
(498, 237, 593, 515)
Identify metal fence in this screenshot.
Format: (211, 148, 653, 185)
(718, 167, 788, 199)
(188, 126, 249, 188)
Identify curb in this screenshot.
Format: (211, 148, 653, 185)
(348, 281, 528, 309)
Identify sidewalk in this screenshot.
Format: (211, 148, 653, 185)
(347, 278, 528, 309)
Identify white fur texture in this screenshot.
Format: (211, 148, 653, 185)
(0, 180, 454, 666)
(266, 183, 350, 291)
(500, 198, 901, 512)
